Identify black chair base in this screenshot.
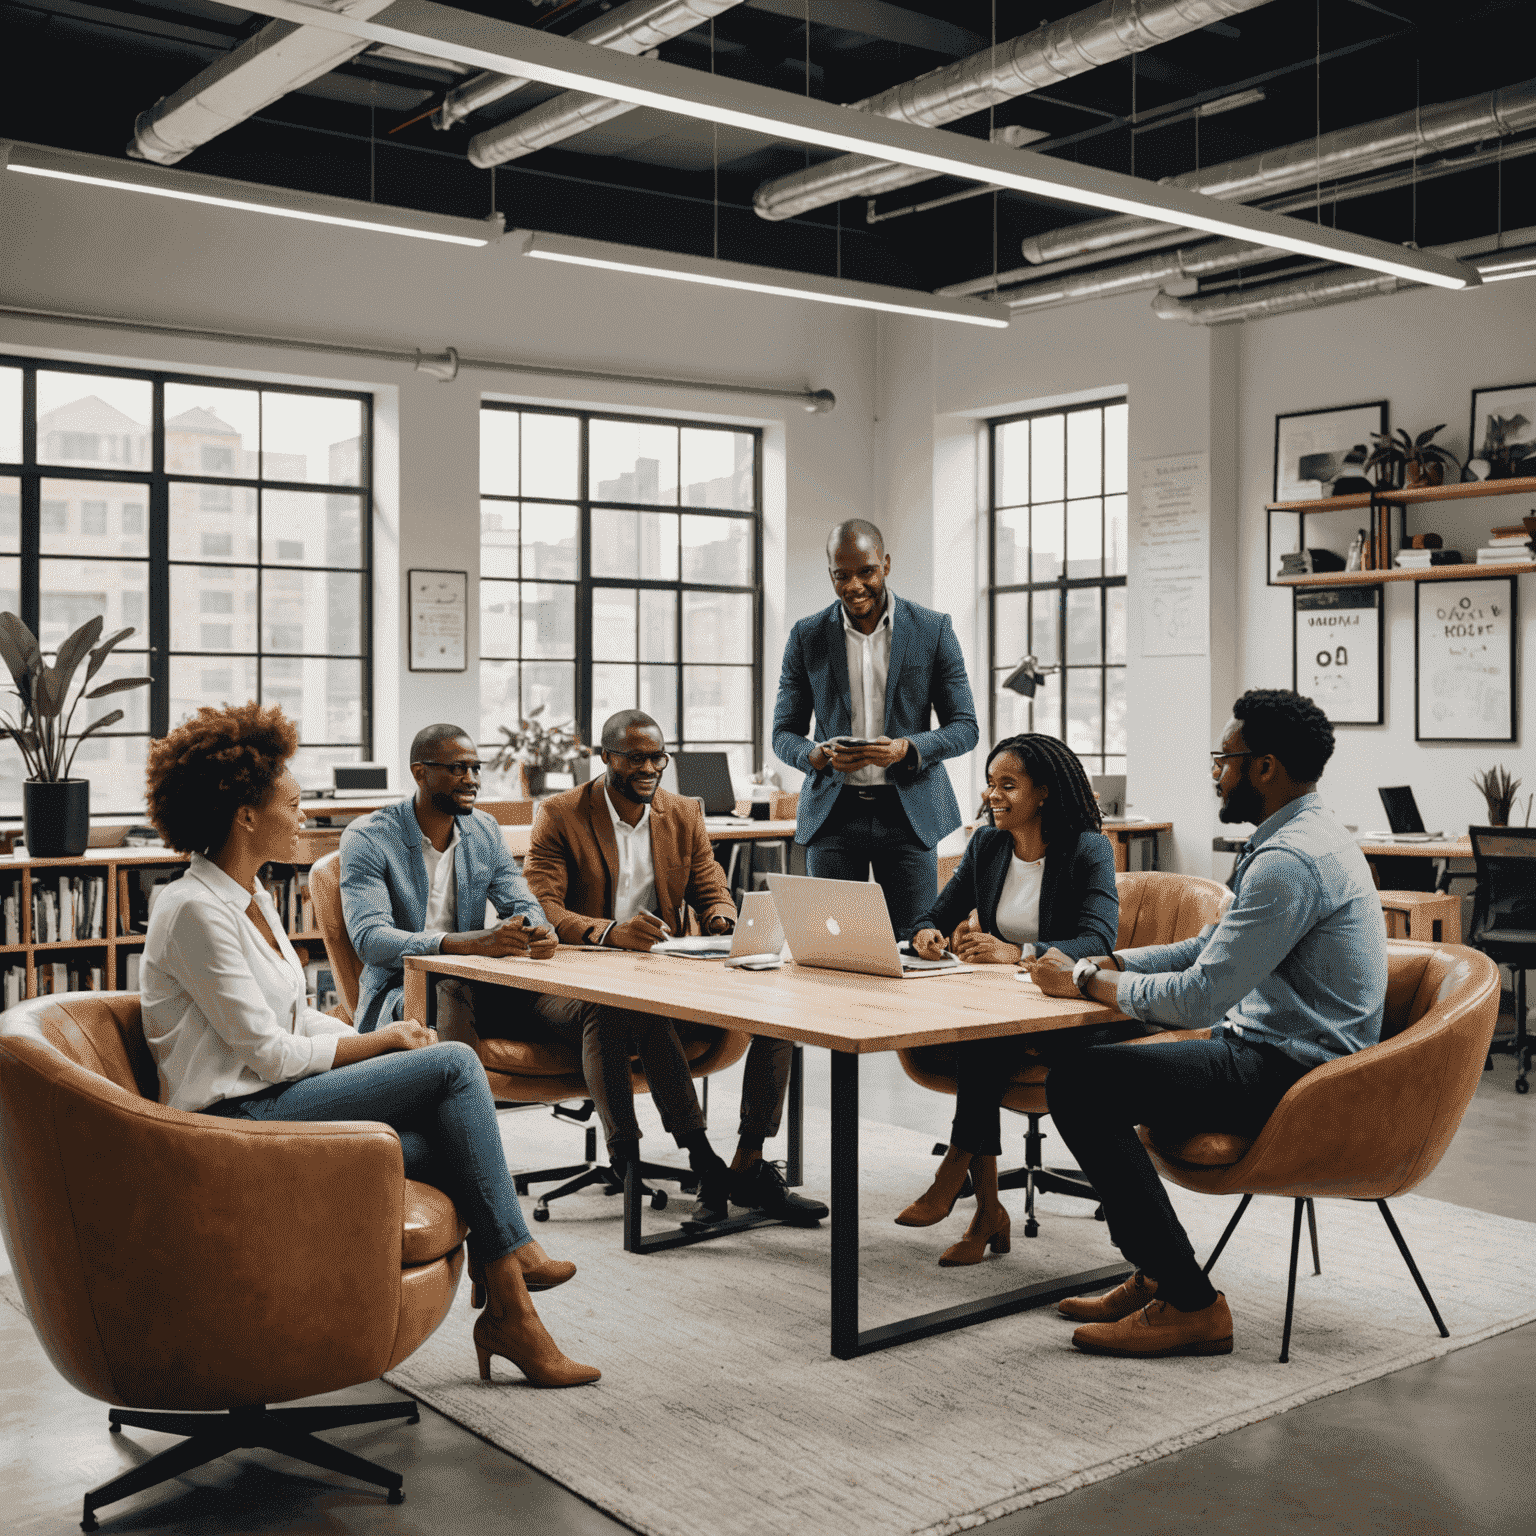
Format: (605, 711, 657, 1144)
(83, 1398, 419, 1530)
(508, 1102, 609, 1198)
(532, 1157, 697, 1221)
(1201, 1193, 1447, 1363)
(931, 1113, 1104, 1238)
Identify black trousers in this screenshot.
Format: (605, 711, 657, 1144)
(805, 785, 935, 937)
(1045, 1033, 1311, 1310)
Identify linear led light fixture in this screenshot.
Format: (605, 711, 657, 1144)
(517, 230, 1008, 328)
(234, 0, 1478, 292)
(1, 140, 500, 248)
(1475, 245, 1536, 283)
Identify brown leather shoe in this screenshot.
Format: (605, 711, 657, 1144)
(468, 1245, 577, 1308)
(1058, 1271, 1158, 1322)
(1071, 1294, 1233, 1358)
(938, 1206, 1010, 1266)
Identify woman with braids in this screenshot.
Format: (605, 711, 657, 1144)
(894, 734, 1119, 1265)
(139, 703, 599, 1389)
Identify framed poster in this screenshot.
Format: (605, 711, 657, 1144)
(408, 568, 468, 672)
(1467, 381, 1536, 480)
(1293, 586, 1383, 725)
(1273, 400, 1387, 501)
(1415, 577, 1518, 742)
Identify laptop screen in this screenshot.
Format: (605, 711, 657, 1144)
(675, 752, 737, 816)
(1377, 786, 1425, 835)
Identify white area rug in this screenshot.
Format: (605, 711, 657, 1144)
(384, 1100, 1536, 1536)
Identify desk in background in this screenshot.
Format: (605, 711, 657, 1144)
(404, 949, 1130, 1361)
(966, 818, 1170, 872)
(497, 818, 798, 863)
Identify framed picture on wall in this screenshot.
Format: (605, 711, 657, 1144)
(1415, 577, 1518, 742)
(1273, 400, 1388, 501)
(408, 568, 468, 672)
(1467, 381, 1536, 480)
(1293, 586, 1383, 726)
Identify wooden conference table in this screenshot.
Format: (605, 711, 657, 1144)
(403, 948, 1132, 1360)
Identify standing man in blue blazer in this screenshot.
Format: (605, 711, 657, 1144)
(340, 722, 554, 1035)
(772, 519, 979, 934)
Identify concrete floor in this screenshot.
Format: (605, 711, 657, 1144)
(4, 1046, 1533, 1536)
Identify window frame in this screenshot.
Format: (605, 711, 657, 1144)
(0, 354, 374, 813)
(987, 397, 1128, 770)
(478, 402, 764, 776)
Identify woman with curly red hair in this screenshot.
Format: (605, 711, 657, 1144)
(140, 703, 598, 1389)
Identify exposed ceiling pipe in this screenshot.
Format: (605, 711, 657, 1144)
(128, 0, 395, 165)
(942, 130, 1536, 306)
(1150, 232, 1536, 324)
(1021, 76, 1536, 266)
(749, 0, 1270, 223)
(464, 0, 741, 168)
(439, 0, 738, 131)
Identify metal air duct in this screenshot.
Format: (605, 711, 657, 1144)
(464, 0, 741, 169)
(128, 0, 395, 165)
(999, 235, 1285, 311)
(750, 0, 1270, 223)
(1021, 76, 1536, 266)
(440, 0, 740, 131)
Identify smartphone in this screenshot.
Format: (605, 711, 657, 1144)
(826, 736, 874, 748)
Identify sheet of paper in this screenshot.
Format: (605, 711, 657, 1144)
(1137, 453, 1210, 657)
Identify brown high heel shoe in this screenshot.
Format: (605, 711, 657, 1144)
(894, 1149, 972, 1227)
(468, 1244, 577, 1308)
(473, 1309, 601, 1388)
(938, 1206, 1011, 1266)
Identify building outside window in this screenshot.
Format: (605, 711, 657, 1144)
(989, 398, 1128, 778)
(0, 358, 373, 815)
(478, 404, 762, 796)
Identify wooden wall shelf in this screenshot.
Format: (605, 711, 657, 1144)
(1277, 561, 1536, 587)
(1267, 474, 1536, 513)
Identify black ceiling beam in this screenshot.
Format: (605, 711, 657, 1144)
(741, 0, 981, 59)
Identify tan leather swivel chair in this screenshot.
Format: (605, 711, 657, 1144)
(899, 870, 1234, 1236)
(0, 992, 465, 1531)
(1138, 941, 1499, 1362)
(309, 851, 749, 1218)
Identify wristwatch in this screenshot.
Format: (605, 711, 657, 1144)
(1071, 957, 1102, 995)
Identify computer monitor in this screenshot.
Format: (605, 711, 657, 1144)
(674, 751, 737, 816)
(1092, 774, 1126, 817)
(1378, 786, 1426, 835)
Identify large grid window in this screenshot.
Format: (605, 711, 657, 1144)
(0, 358, 373, 815)
(478, 405, 761, 791)
(990, 399, 1128, 776)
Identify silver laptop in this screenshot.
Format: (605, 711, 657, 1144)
(765, 874, 971, 980)
(729, 890, 785, 960)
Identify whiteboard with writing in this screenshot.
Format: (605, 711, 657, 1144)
(1415, 578, 1517, 741)
(1294, 586, 1381, 725)
(1137, 452, 1209, 657)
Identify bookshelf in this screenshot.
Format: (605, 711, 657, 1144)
(1267, 475, 1536, 588)
(0, 837, 343, 1005)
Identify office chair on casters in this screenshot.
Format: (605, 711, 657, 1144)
(1467, 825, 1536, 1093)
(898, 871, 1234, 1238)
(1139, 942, 1500, 1362)
(307, 853, 751, 1217)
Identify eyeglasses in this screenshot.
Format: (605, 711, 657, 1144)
(1209, 749, 1256, 776)
(609, 750, 670, 770)
(413, 759, 482, 778)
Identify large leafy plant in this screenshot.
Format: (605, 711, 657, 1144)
(0, 613, 152, 782)
(1362, 425, 1460, 487)
(487, 703, 587, 776)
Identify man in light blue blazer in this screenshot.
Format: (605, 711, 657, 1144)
(340, 723, 551, 1034)
(772, 519, 979, 935)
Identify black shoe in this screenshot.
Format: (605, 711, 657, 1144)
(731, 1160, 827, 1225)
(692, 1163, 733, 1225)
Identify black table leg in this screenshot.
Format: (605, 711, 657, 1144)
(830, 1049, 861, 1359)
(787, 1043, 805, 1187)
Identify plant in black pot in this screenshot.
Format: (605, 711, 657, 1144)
(0, 613, 152, 857)
(1362, 425, 1461, 489)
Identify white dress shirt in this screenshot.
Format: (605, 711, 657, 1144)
(994, 852, 1046, 952)
(841, 590, 894, 786)
(141, 853, 353, 1112)
(602, 781, 658, 927)
(420, 817, 460, 934)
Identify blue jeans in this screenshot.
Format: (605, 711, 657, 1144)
(203, 1041, 531, 1263)
(805, 786, 937, 936)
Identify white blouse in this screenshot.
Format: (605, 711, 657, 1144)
(141, 853, 353, 1112)
(994, 853, 1045, 951)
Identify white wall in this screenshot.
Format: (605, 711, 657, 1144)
(1233, 279, 1536, 836)
(0, 167, 878, 788)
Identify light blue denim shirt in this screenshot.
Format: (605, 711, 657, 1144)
(1112, 792, 1386, 1069)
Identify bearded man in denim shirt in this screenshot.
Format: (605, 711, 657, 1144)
(1028, 689, 1387, 1360)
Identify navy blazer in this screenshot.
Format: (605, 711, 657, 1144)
(772, 595, 979, 849)
(339, 799, 545, 1033)
(908, 826, 1119, 960)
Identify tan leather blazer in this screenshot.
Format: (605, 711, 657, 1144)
(524, 779, 737, 946)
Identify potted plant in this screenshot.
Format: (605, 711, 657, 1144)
(1471, 764, 1522, 828)
(1363, 425, 1461, 489)
(487, 704, 588, 798)
(0, 614, 152, 857)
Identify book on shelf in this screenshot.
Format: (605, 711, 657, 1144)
(2, 878, 19, 946)
(3, 964, 24, 1008)
(1476, 546, 1533, 564)
(125, 952, 141, 991)
(1395, 549, 1463, 567)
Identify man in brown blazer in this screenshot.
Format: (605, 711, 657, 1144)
(524, 709, 826, 1226)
